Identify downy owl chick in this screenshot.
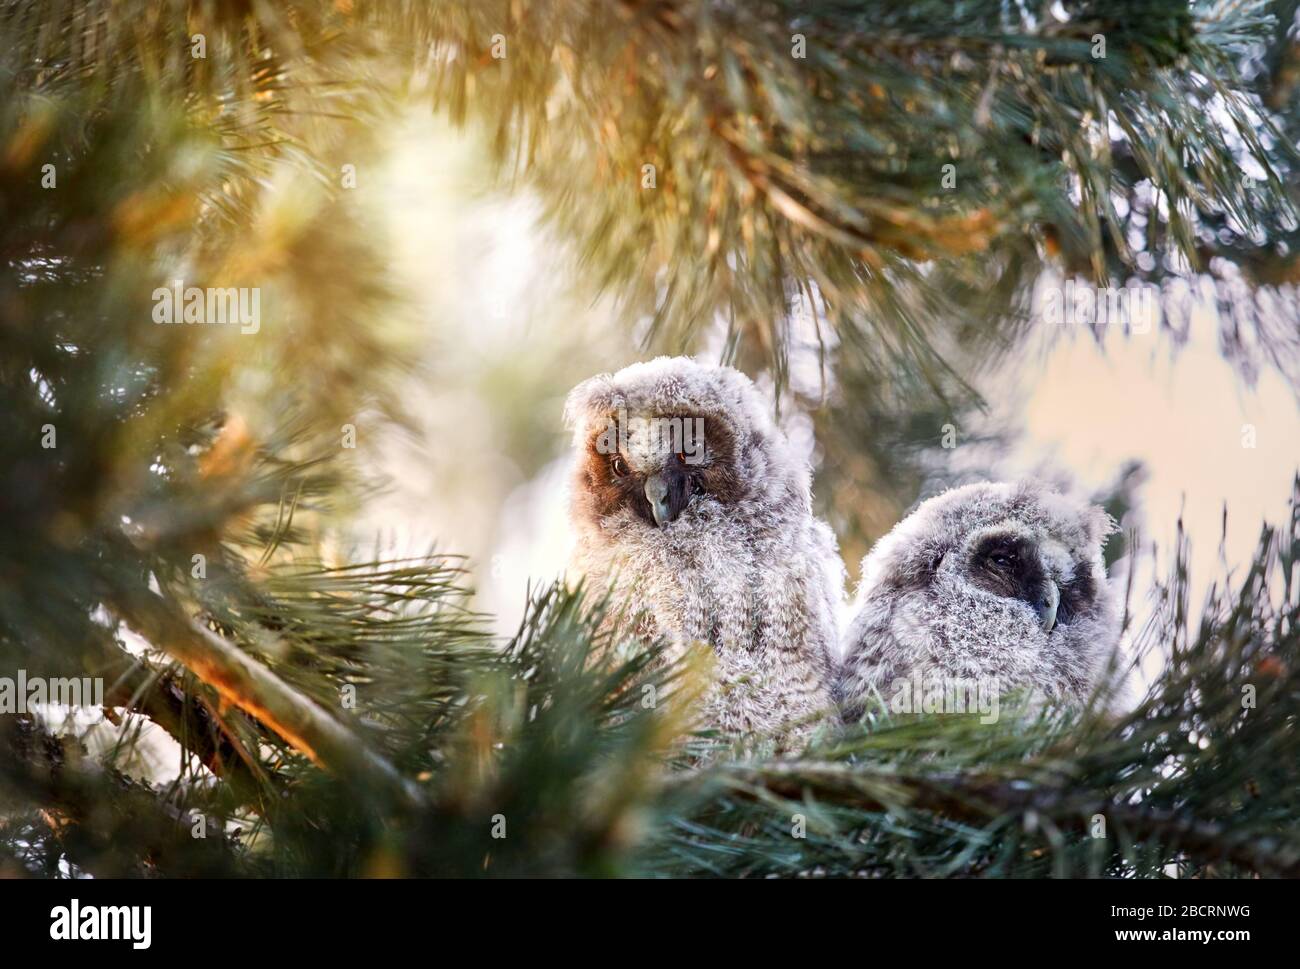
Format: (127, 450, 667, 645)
(837, 480, 1122, 720)
(564, 357, 843, 746)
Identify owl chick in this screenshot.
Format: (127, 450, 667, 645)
(564, 357, 843, 746)
(837, 480, 1122, 720)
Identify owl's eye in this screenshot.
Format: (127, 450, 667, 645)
(989, 549, 1017, 569)
(610, 454, 630, 478)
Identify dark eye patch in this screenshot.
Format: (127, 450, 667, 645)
(975, 535, 1029, 571)
(968, 535, 1046, 602)
(988, 547, 1018, 569)
(673, 415, 743, 505)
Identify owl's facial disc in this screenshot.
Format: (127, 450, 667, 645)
(604, 443, 696, 528)
(581, 410, 745, 530)
(967, 532, 1062, 633)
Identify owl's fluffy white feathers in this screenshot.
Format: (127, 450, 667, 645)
(837, 480, 1123, 717)
(564, 357, 843, 745)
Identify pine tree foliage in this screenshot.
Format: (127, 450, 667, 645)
(0, 1, 1297, 878)
(408, 0, 1300, 385)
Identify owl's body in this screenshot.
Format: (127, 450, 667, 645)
(565, 357, 842, 744)
(837, 481, 1122, 719)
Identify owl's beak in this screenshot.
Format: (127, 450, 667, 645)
(644, 473, 675, 526)
(1035, 580, 1060, 633)
(642, 473, 681, 525)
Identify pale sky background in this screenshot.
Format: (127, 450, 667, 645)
(351, 112, 1300, 696)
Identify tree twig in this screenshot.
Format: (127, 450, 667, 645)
(109, 588, 423, 811)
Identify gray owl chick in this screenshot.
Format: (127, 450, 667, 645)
(564, 357, 843, 746)
(837, 480, 1122, 720)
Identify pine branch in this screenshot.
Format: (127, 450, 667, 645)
(692, 761, 1300, 877)
(100, 655, 280, 815)
(107, 589, 424, 811)
(0, 716, 242, 877)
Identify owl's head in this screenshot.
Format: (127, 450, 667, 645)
(564, 357, 807, 535)
(850, 480, 1121, 701)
